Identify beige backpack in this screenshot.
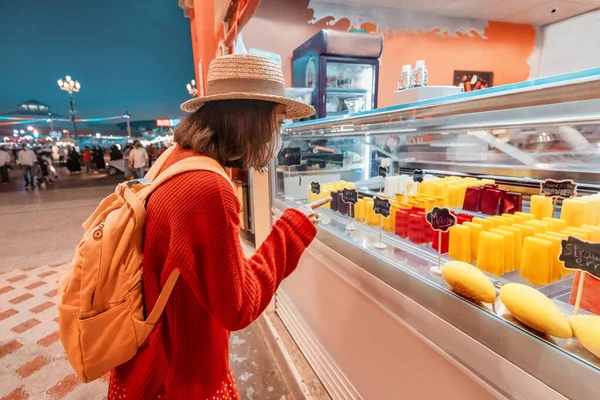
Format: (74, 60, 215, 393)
(57, 145, 233, 383)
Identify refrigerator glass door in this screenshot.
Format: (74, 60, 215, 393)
(325, 62, 375, 116)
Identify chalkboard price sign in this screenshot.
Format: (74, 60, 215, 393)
(559, 236, 600, 279)
(426, 207, 457, 232)
(540, 179, 577, 199)
(342, 188, 358, 205)
(378, 166, 388, 178)
(373, 196, 391, 217)
(310, 181, 321, 195)
(413, 169, 424, 183)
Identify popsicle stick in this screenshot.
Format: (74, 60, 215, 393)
(573, 272, 586, 315)
(437, 230, 442, 270)
(374, 215, 386, 249)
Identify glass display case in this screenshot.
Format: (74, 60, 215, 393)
(272, 70, 600, 399)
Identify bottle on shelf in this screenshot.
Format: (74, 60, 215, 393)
(412, 60, 428, 88)
(397, 64, 412, 90)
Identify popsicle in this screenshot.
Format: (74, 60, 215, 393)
(580, 196, 600, 226)
(502, 213, 523, 224)
(581, 225, 600, 242)
(530, 195, 554, 219)
(546, 232, 573, 275)
(503, 192, 523, 214)
(321, 189, 331, 209)
(418, 180, 433, 196)
(448, 185, 464, 208)
(472, 217, 493, 231)
(354, 198, 366, 222)
(520, 237, 553, 286)
(433, 182, 449, 206)
(535, 233, 565, 283)
(515, 212, 535, 221)
(560, 199, 587, 228)
(563, 227, 593, 241)
(542, 217, 567, 232)
(481, 179, 496, 185)
(463, 186, 481, 212)
(448, 225, 471, 263)
(488, 228, 514, 272)
(395, 208, 409, 238)
(497, 225, 523, 270)
(477, 232, 505, 276)
(382, 207, 396, 232)
(491, 216, 513, 226)
(512, 224, 536, 243)
(463, 222, 483, 262)
(524, 220, 552, 234)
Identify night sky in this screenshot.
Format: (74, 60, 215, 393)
(0, 0, 194, 122)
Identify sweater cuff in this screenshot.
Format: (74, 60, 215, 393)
(280, 208, 317, 246)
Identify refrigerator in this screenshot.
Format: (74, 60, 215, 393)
(292, 29, 383, 119)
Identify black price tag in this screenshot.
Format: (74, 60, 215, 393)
(378, 166, 388, 178)
(559, 236, 600, 279)
(311, 181, 321, 195)
(540, 179, 577, 199)
(342, 188, 358, 204)
(373, 196, 391, 217)
(426, 207, 457, 232)
(413, 169, 424, 183)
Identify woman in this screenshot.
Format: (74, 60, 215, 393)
(108, 54, 327, 399)
(66, 147, 81, 174)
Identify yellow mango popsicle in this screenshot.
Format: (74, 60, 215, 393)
(524, 220, 551, 234)
(581, 225, 600, 242)
(497, 226, 523, 270)
(535, 233, 565, 283)
(542, 217, 567, 232)
(503, 213, 523, 224)
(530, 195, 554, 219)
(355, 199, 366, 222)
(561, 199, 587, 227)
(580, 196, 600, 226)
(463, 222, 483, 262)
(490, 228, 515, 272)
(512, 224, 536, 242)
(515, 212, 535, 221)
(472, 217, 493, 231)
(486, 217, 503, 229)
(448, 225, 471, 263)
(447, 185, 464, 208)
(491, 216, 513, 226)
(520, 237, 553, 285)
(564, 227, 593, 241)
(477, 232, 505, 276)
(481, 179, 495, 185)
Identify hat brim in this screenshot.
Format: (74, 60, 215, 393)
(180, 92, 315, 120)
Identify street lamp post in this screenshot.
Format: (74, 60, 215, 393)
(124, 111, 132, 139)
(186, 79, 198, 97)
(57, 75, 81, 141)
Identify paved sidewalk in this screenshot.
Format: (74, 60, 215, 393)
(0, 262, 109, 400)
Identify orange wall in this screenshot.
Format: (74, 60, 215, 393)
(243, 0, 536, 108)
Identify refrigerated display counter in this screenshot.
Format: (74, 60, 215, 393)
(271, 70, 600, 399)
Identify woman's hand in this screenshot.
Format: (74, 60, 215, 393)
(296, 197, 332, 225)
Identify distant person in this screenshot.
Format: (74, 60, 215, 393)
(94, 147, 106, 171)
(129, 140, 148, 179)
(17, 144, 36, 190)
(0, 146, 11, 184)
(58, 146, 66, 166)
(66, 147, 81, 174)
(123, 144, 133, 179)
(82, 147, 92, 173)
(110, 145, 123, 161)
(107, 54, 325, 400)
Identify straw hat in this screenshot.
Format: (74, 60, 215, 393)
(181, 54, 315, 119)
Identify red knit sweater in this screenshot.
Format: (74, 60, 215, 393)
(108, 147, 316, 399)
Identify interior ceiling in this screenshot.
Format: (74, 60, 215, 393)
(316, 0, 600, 25)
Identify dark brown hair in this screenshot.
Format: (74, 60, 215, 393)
(174, 99, 281, 169)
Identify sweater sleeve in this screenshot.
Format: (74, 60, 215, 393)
(165, 172, 316, 331)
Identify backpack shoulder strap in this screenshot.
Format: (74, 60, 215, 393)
(144, 144, 178, 181)
(138, 154, 234, 330)
(138, 156, 233, 202)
